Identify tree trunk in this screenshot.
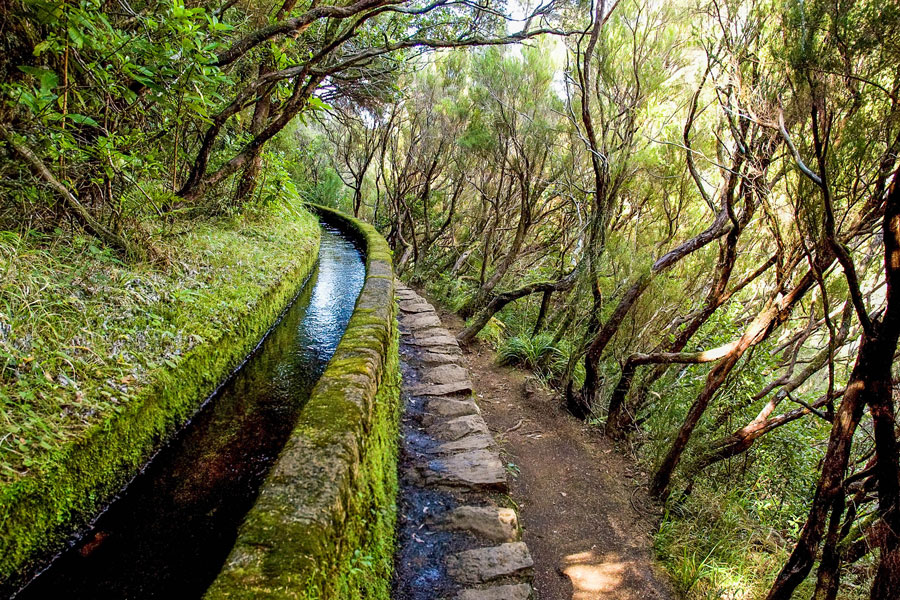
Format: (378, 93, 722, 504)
(457, 272, 576, 345)
(533, 289, 552, 335)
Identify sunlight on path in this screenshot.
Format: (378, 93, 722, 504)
(561, 550, 629, 599)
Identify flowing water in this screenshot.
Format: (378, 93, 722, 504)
(15, 224, 365, 600)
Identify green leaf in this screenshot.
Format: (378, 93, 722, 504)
(67, 114, 100, 127)
(67, 25, 84, 48)
(308, 96, 333, 112)
(33, 40, 52, 56)
(17, 65, 59, 92)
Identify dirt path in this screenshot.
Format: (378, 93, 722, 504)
(433, 305, 675, 600)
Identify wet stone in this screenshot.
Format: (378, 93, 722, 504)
(426, 433, 496, 455)
(399, 302, 435, 314)
(424, 449, 507, 491)
(421, 398, 479, 424)
(423, 364, 470, 385)
(407, 345, 463, 358)
(435, 506, 519, 543)
(413, 350, 463, 364)
(403, 313, 443, 330)
(445, 542, 533, 585)
(456, 584, 534, 600)
(410, 380, 473, 396)
(410, 333, 458, 346)
(427, 414, 489, 441)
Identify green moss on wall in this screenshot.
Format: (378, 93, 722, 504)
(204, 205, 400, 600)
(0, 210, 321, 590)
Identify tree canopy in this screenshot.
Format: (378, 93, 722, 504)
(3, 0, 900, 596)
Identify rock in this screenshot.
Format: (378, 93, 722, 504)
(423, 364, 470, 385)
(409, 333, 459, 346)
(421, 398, 480, 424)
(403, 313, 443, 330)
(456, 584, 534, 600)
(399, 302, 434, 314)
(410, 380, 473, 396)
(435, 506, 519, 543)
(445, 543, 533, 585)
(424, 449, 507, 491)
(408, 344, 463, 357)
(409, 325, 452, 337)
(412, 350, 463, 364)
(426, 415, 488, 441)
(427, 433, 496, 454)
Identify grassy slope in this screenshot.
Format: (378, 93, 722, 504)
(0, 199, 320, 582)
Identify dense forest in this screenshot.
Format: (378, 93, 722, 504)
(2, 0, 900, 597)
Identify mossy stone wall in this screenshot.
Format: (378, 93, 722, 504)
(0, 217, 321, 591)
(205, 205, 400, 600)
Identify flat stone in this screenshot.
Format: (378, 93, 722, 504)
(408, 339, 460, 354)
(413, 350, 463, 364)
(423, 364, 470, 385)
(410, 380, 473, 396)
(427, 415, 489, 441)
(446, 543, 533, 585)
(403, 313, 443, 330)
(427, 433, 496, 454)
(422, 398, 479, 424)
(399, 302, 434, 314)
(424, 449, 507, 491)
(436, 506, 519, 543)
(456, 584, 534, 600)
(410, 332, 458, 345)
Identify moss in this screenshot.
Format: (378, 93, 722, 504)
(0, 209, 321, 589)
(205, 206, 400, 600)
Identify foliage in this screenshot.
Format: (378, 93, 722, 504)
(497, 333, 562, 379)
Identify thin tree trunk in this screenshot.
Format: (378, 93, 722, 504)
(457, 271, 576, 345)
(533, 290, 553, 335)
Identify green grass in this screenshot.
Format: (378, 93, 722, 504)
(496, 332, 562, 377)
(0, 198, 318, 484)
(653, 485, 874, 600)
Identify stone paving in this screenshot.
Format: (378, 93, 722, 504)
(392, 284, 535, 600)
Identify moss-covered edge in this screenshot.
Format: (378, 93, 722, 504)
(0, 213, 321, 592)
(204, 204, 400, 600)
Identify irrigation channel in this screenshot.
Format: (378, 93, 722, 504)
(15, 223, 366, 600)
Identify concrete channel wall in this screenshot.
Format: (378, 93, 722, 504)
(205, 205, 400, 600)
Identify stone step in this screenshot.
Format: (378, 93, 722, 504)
(421, 398, 480, 424)
(399, 302, 435, 314)
(401, 313, 443, 330)
(422, 364, 470, 385)
(426, 433, 496, 455)
(433, 505, 519, 543)
(409, 380, 474, 396)
(455, 584, 534, 600)
(423, 449, 508, 491)
(426, 415, 489, 442)
(445, 542, 534, 585)
(410, 350, 464, 365)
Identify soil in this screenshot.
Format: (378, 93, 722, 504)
(432, 304, 676, 600)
